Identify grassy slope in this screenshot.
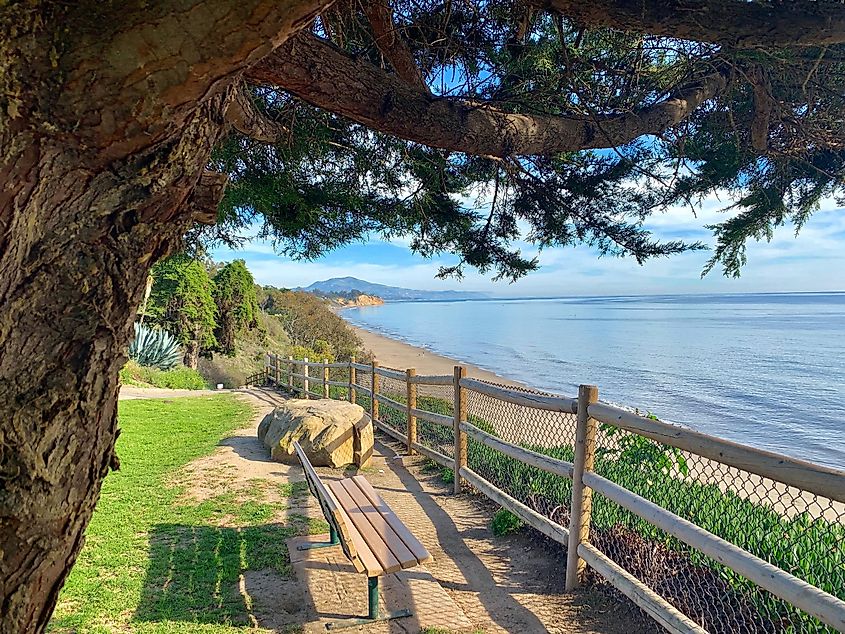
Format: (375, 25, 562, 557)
(198, 313, 290, 389)
(49, 395, 320, 634)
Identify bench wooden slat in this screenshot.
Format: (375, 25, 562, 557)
(336, 478, 418, 569)
(351, 475, 432, 565)
(328, 480, 403, 574)
(292, 442, 368, 573)
(292, 440, 430, 582)
(332, 500, 385, 577)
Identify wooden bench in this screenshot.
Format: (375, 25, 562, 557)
(292, 441, 432, 630)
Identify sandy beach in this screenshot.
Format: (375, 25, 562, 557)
(349, 323, 526, 388)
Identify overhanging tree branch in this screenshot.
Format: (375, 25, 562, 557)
(535, 0, 845, 47)
(225, 85, 290, 143)
(362, 0, 431, 93)
(65, 0, 336, 156)
(246, 33, 727, 157)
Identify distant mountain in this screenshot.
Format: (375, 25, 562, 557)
(301, 277, 485, 301)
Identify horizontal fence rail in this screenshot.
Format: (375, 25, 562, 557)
(410, 407, 452, 428)
(373, 393, 405, 411)
(583, 471, 845, 632)
(408, 374, 453, 386)
(262, 352, 845, 633)
(460, 376, 578, 413)
(589, 402, 845, 505)
(577, 542, 708, 634)
(373, 366, 406, 381)
(460, 466, 569, 545)
(461, 421, 574, 479)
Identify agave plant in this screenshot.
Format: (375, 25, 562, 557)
(129, 323, 181, 370)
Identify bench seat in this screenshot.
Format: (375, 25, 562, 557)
(292, 440, 432, 629)
(327, 475, 431, 576)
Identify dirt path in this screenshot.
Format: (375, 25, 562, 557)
(177, 388, 651, 633)
(118, 385, 224, 400)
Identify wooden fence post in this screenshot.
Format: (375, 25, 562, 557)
(371, 360, 380, 423)
(265, 354, 271, 383)
(287, 356, 293, 393)
(453, 365, 467, 494)
(406, 368, 417, 455)
(323, 359, 330, 398)
(274, 354, 280, 386)
(349, 356, 357, 404)
(303, 358, 310, 399)
(566, 384, 599, 591)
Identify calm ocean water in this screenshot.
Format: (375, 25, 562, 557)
(343, 293, 845, 470)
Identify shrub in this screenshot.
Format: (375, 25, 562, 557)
(262, 289, 362, 360)
(289, 344, 335, 363)
(491, 509, 524, 536)
(120, 360, 209, 390)
(440, 467, 454, 484)
(128, 323, 181, 370)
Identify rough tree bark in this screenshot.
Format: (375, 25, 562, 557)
(0, 1, 328, 631)
(538, 0, 845, 47)
(183, 342, 202, 370)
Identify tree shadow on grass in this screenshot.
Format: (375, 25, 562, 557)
(135, 522, 311, 629)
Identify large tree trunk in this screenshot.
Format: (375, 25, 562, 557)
(184, 340, 202, 370)
(0, 1, 328, 630)
(0, 100, 229, 633)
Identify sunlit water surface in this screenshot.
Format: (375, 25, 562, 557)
(343, 293, 845, 470)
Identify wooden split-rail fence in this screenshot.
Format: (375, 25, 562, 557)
(257, 353, 845, 634)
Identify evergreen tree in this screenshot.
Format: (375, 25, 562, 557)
(148, 254, 218, 368)
(212, 260, 260, 355)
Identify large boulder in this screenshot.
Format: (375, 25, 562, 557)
(258, 399, 371, 467)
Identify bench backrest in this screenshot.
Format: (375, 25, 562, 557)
(292, 441, 365, 573)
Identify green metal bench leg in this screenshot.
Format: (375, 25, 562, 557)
(325, 576, 413, 630)
(298, 526, 340, 551)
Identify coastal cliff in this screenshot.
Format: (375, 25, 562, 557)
(329, 293, 384, 308)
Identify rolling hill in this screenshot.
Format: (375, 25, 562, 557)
(301, 277, 485, 301)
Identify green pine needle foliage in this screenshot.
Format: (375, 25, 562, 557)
(213, 260, 260, 356)
(147, 253, 218, 351)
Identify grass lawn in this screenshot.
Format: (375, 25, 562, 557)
(49, 395, 323, 634)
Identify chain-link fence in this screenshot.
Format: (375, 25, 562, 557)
(262, 353, 845, 633)
(412, 381, 454, 462)
(351, 365, 372, 414)
(464, 381, 578, 522)
(373, 366, 408, 437)
(588, 418, 845, 633)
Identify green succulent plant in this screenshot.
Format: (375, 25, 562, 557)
(128, 323, 181, 370)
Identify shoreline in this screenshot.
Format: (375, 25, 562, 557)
(347, 323, 527, 388)
(347, 324, 845, 524)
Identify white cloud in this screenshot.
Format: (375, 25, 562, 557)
(213, 195, 845, 296)
(242, 257, 457, 291)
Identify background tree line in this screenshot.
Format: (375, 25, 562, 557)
(143, 255, 261, 368)
(139, 254, 364, 386)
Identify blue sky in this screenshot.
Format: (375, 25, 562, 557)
(211, 193, 845, 296)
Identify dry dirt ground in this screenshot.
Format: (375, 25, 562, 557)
(174, 387, 654, 633)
